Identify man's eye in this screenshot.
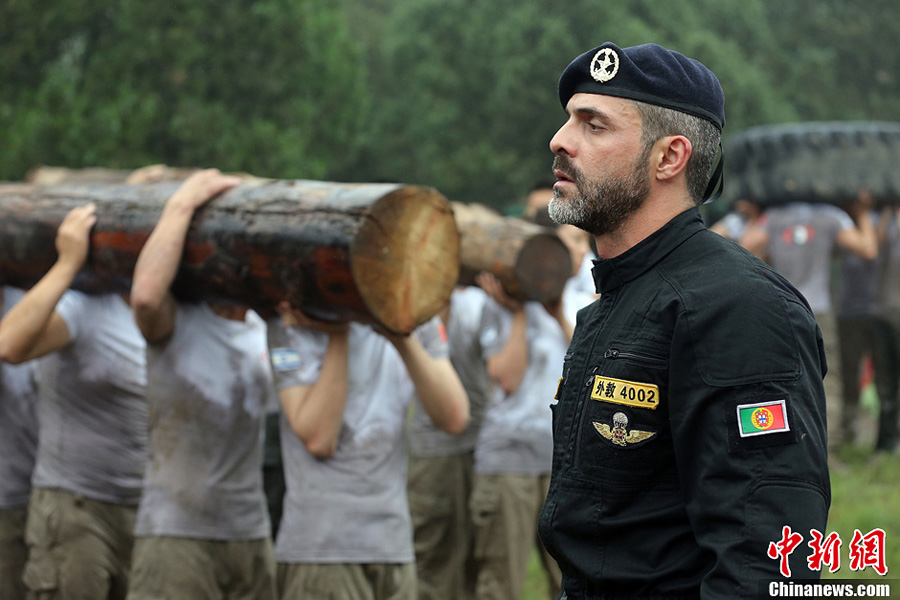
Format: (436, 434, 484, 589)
(588, 122, 603, 131)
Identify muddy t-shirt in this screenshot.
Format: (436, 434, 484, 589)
(762, 203, 853, 315)
(0, 286, 40, 509)
(32, 291, 148, 504)
(474, 279, 595, 475)
(407, 287, 507, 457)
(136, 303, 274, 539)
(876, 214, 900, 329)
(268, 318, 447, 563)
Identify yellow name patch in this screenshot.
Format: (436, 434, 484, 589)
(590, 375, 660, 410)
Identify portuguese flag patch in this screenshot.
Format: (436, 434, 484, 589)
(736, 400, 789, 437)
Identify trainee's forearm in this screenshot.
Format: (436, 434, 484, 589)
(857, 214, 878, 259)
(486, 309, 528, 394)
(876, 214, 890, 247)
(395, 338, 469, 434)
(0, 260, 76, 360)
(289, 334, 350, 454)
(131, 202, 196, 308)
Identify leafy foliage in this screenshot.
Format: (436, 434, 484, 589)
(0, 0, 366, 181)
(3, 0, 899, 211)
(332, 0, 582, 207)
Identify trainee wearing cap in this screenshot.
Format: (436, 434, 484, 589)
(558, 42, 726, 202)
(558, 42, 725, 130)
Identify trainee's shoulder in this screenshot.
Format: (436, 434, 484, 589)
(814, 203, 854, 231)
(451, 285, 489, 310)
(56, 290, 121, 340)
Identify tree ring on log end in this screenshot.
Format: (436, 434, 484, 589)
(351, 186, 460, 334)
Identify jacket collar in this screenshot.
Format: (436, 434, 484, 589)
(591, 207, 706, 294)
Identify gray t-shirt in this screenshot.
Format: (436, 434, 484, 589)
(0, 287, 40, 509)
(474, 280, 595, 475)
(876, 214, 900, 328)
(32, 291, 148, 504)
(762, 203, 854, 315)
(719, 211, 751, 242)
(268, 318, 448, 563)
(837, 247, 878, 320)
(569, 250, 600, 297)
(136, 303, 274, 539)
(407, 287, 507, 457)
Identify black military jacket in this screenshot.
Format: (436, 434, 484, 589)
(538, 208, 831, 600)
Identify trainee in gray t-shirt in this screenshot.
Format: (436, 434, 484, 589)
(136, 303, 275, 540)
(876, 214, 900, 329)
(0, 286, 40, 509)
(407, 287, 507, 457)
(474, 279, 595, 475)
(32, 291, 148, 505)
(268, 318, 448, 564)
(762, 203, 853, 315)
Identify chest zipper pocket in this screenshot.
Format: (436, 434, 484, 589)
(559, 352, 575, 388)
(550, 353, 577, 409)
(604, 347, 667, 369)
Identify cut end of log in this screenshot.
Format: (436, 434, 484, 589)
(452, 202, 572, 303)
(351, 187, 459, 334)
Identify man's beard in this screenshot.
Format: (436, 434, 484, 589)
(548, 148, 652, 237)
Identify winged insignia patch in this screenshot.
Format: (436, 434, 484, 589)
(593, 411, 656, 447)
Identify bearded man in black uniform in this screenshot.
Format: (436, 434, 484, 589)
(539, 42, 830, 599)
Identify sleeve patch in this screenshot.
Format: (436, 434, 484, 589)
(737, 400, 790, 437)
(724, 395, 799, 453)
(270, 348, 301, 371)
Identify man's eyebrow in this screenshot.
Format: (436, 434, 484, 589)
(567, 106, 614, 126)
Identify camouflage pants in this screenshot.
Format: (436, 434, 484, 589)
(0, 505, 29, 600)
(276, 562, 416, 600)
(470, 474, 562, 600)
(408, 452, 476, 600)
(128, 536, 277, 600)
(22, 487, 136, 600)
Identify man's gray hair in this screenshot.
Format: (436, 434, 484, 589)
(630, 101, 720, 205)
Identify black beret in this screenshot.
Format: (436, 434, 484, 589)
(559, 42, 725, 131)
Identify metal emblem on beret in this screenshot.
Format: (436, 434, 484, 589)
(593, 411, 656, 447)
(590, 48, 619, 83)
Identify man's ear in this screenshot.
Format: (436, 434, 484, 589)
(654, 135, 691, 182)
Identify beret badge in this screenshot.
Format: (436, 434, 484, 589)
(589, 48, 619, 83)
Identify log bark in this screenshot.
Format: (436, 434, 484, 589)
(452, 202, 571, 303)
(0, 180, 459, 334)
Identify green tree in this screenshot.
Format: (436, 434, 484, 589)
(0, 0, 367, 180)
(759, 0, 900, 122)
(335, 0, 585, 210)
(339, 0, 815, 210)
(6, 0, 900, 204)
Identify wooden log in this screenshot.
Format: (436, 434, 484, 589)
(125, 165, 262, 185)
(452, 202, 571, 303)
(0, 180, 459, 334)
(26, 164, 259, 185)
(25, 165, 133, 185)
